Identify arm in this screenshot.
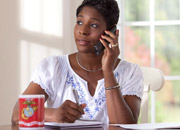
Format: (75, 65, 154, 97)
(104, 72, 141, 124)
(100, 30, 141, 124)
(11, 82, 86, 125)
(11, 82, 48, 125)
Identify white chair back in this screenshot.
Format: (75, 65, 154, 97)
(140, 66, 164, 123)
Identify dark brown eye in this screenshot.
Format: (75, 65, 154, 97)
(77, 20, 83, 25)
(91, 24, 98, 28)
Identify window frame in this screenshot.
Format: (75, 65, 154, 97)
(117, 0, 180, 123)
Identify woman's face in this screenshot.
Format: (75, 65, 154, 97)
(74, 6, 106, 54)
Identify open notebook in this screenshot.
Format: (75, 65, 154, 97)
(111, 122, 180, 129)
(45, 120, 103, 129)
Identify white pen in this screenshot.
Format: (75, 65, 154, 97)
(72, 88, 79, 105)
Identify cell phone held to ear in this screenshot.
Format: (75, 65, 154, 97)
(94, 25, 117, 55)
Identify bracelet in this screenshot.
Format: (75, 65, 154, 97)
(105, 84, 120, 90)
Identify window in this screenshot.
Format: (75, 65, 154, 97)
(117, 0, 180, 123)
(20, 0, 63, 37)
(19, 0, 64, 92)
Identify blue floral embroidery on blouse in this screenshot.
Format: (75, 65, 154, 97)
(66, 72, 119, 119)
(66, 73, 87, 104)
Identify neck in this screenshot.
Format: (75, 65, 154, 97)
(76, 52, 102, 72)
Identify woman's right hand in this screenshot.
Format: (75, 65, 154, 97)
(52, 100, 86, 123)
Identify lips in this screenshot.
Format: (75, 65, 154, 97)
(77, 39, 90, 46)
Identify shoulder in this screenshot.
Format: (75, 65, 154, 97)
(41, 55, 67, 67)
(116, 60, 142, 76)
(43, 55, 67, 63)
(117, 60, 144, 99)
(36, 55, 69, 73)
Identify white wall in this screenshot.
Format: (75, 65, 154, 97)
(0, 0, 82, 125)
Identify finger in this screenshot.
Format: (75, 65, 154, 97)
(63, 116, 75, 123)
(65, 100, 84, 114)
(105, 30, 117, 39)
(80, 104, 86, 114)
(110, 44, 119, 49)
(60, 102, 81, 122)
(58, 113, 74, 123)
(66, 106, 82, 119)
(80, 103, 86, 109)
(100, 38, 112, 52)
(100, 38, 119, 51)
(101, 34, 114, 44)
(65, 111, 78, 122)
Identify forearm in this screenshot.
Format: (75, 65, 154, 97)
(11, 103, 56, 124)
(104, 72, 136, 124)
(106, 90, 136, 124)
(11, 102, 19, 125)
(45, 108, 57, 122)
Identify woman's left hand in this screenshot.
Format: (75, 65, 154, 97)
(100, 29, 120, 73)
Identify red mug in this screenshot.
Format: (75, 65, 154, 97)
(19, 95, 45, 128)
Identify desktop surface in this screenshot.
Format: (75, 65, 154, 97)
(0, 125, 124, 130)
(1, 124, 180, 130)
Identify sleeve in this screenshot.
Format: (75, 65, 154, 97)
(30, 56, 58, 99)
(121, 63, 144, 100)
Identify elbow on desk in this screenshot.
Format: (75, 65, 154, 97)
(109, 118, 137, 124)
(11, 115, 19, 126)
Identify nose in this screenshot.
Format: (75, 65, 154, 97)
(79, 25, 89, 35)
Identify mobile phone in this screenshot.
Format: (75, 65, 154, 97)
(94, 25, 117, 55)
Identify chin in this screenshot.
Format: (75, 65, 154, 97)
(77, 48, 95, 54)
(76, 45, 94, 53)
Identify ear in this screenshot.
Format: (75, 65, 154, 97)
(116, 29, 119, 36)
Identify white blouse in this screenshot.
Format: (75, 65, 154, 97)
(30, 55, 143, 123)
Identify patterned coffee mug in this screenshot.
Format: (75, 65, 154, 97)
(19, 95, 45, 128)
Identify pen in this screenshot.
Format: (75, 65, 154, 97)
(72, 88, 79, 105)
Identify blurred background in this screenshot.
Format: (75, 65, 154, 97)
(0, 0, 180, 125)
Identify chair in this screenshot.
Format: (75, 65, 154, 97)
(140, 66, 164, 123)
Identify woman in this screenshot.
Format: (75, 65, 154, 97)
(12, 0, 143, 124)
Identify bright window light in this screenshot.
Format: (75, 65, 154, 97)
(20, 40, 63, 93)
(20, 0, 63, 37)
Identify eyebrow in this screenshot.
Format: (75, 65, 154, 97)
(77, 15, 102, 22)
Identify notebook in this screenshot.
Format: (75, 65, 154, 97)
(110, 122, 180, 129)
(45, 120, 103, 129)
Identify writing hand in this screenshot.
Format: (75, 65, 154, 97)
(52, 100, 86, 123)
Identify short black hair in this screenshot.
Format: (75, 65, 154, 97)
(76, 0, 120, 29)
